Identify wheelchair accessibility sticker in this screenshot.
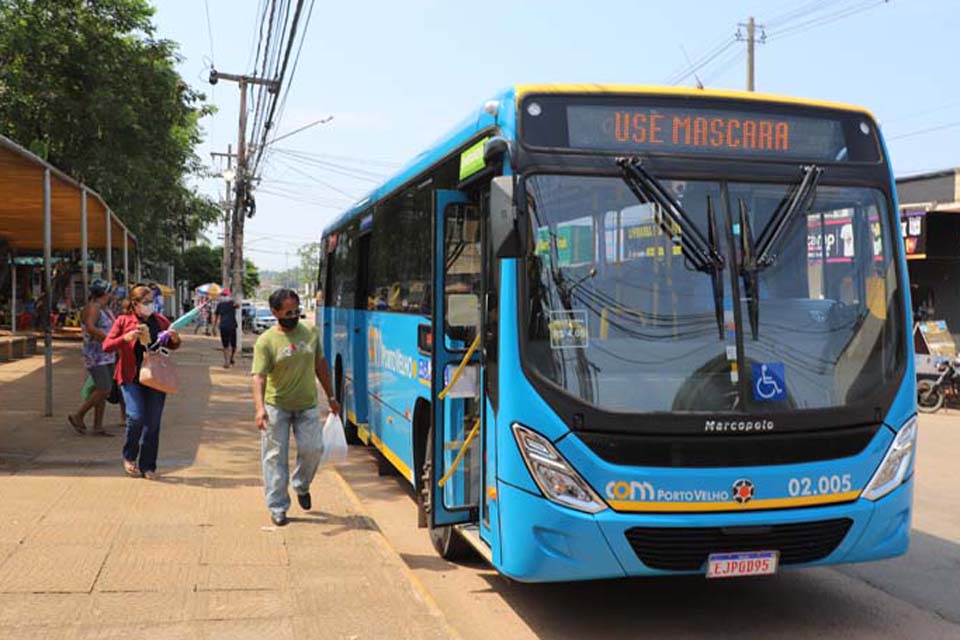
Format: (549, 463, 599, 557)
(752, 362, 786, 401)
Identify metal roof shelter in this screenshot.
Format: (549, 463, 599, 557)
(0, 134, 139, 416)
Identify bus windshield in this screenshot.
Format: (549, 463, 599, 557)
(522, 173, 904, 416)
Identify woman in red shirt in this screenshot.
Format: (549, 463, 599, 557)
(103, 285, 181, 479)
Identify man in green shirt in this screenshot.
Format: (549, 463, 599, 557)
(252, 288, 340, 526)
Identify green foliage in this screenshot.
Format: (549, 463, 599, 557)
(243, 259, 260, 296)
(0, 0, 219, 264)
(298, 241, 322, 282)
(175, 245, 220, 291)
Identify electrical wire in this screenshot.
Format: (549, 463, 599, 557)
(766, 0, 889, 40)
(887, 120, 960, 141)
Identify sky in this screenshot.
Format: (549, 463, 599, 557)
(152, 0, 960, 271)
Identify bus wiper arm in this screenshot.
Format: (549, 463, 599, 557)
(752, 164, 822, 269)
(739, 164, 821, 340)
(617, 156, 726, 338)
(616, 156, 724, 273)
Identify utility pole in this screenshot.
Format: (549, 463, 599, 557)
(208, 69, 279, 301)
(211, 145, 236, 291)
(737, 17, 765, 92)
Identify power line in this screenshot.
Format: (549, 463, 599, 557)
(762, 0, 835, 28)
(203, 0, 216, 65)
(766, 0, 889, 40)
(887, 120, 960, 141)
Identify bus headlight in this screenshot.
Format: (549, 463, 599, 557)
(512, 424, 607, 514)
(861, 416, 917, 501)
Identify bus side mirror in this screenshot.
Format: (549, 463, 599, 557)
(490, 175, 521, 258)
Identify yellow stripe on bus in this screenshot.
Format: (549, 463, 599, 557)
(513, 84, 876, 120)
(369, 431, 413, 482)
(607, 490, 861, 513)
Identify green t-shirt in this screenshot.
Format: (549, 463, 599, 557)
(251, 323, 322, 411)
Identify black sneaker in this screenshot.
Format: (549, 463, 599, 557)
(297, 492, 311, 511)
(271, 512, 289, 527)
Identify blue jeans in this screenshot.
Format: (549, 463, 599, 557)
(121, 381, 167, 473)
(261, 405, 323, 516)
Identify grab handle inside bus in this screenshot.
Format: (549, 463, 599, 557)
(437, 333, 481, 400)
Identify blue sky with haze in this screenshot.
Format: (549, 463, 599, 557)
(153, 0, 959, 270)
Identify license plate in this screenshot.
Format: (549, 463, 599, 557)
(706, 551, 779, 579)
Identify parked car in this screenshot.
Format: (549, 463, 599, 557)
(241, 300, 256, 331)
(253, 307, 277, 333)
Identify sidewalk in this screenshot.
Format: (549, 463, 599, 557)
(0, 335, 453, 639)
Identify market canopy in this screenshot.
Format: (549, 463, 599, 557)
(0, 134, 136, 253)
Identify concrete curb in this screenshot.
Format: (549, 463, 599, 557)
(331, 468, 463, 640)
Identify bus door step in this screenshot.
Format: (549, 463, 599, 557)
(454, 524, 493, 563)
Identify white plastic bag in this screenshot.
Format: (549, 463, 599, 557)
(320, 412, 348, 466)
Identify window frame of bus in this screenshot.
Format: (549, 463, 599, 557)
(517, 94, 883, 165)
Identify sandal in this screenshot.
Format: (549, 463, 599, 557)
(68, 414, 86, 435)
(91, 428, 115, 437)
(143, 470, 158, 480)
(123, 459, 139, 477)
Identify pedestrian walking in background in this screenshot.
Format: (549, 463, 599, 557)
(213, 288, 240, 368)
(103, 285, 181, 479)
(68, 279, 117, 437)
(252, 288, 340, 526)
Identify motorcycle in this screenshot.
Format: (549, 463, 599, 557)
(917, 356, 960, 413)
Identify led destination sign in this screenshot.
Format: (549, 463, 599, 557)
(569, 105, 844, 159)
(520, 96, 881, 162)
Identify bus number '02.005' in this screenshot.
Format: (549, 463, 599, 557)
(787, 474, 853, 497)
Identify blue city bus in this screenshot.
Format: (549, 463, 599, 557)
(318, 85, 916, 582)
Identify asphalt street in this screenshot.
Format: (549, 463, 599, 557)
(338, 412, 960, 640)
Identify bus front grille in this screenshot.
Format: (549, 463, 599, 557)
(624, 518, 854, 571)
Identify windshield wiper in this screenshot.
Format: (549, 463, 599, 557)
(617, 156, 726, 339)
(739, 164, 822, 339)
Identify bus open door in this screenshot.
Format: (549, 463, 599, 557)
(426, 190, 486, 559)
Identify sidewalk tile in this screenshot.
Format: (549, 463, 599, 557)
(80, 591, 193, 626)
(0, 593, 87, 626)
(200, 617, 294, 640)
(193, 590, 294, 621)
(0, 544, 109, 593)
(95, 560, 203, 593)
(196, 565, 288, 592)
(200, 528, 288, 566)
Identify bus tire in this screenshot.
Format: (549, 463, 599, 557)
(421, 424, 472, 561)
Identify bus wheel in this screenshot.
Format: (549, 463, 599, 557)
(420, 424, 472, 561)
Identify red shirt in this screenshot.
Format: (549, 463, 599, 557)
(103, 313, 179, 384)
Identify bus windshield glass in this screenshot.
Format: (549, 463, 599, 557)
(522, 174, 903, 415)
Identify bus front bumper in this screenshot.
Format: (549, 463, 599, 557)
(496, 476, 912, 583)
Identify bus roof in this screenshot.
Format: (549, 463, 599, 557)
(322, 84, 876, 233)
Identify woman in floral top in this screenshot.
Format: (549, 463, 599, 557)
(68, 279, 118, 436)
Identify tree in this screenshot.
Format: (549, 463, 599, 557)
(243, 259, 260, 298)
(298, 241, 322, 286)
(0, 0, 219, 265)
(175, 245, 220, 292)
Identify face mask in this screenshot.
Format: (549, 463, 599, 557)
(278, 317, 299, 330)
(137, 303, 155, 317)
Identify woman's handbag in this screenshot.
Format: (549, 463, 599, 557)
(139, 347, 179, 394)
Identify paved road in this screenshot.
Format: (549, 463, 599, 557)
(339, 412, 960, 640)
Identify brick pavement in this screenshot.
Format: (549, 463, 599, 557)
(0, 336, 454, 639)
